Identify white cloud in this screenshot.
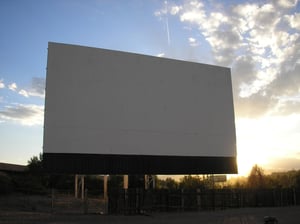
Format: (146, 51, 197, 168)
(0, 79, 5, 88)
(157, 53, 165, 57)
(189, 0, 203, 9)
(188, 37, 199, 46)
(180, 5, 205, 25)
(170, 5, 181, 15)
(285, 13, 300, 30)
(8, 83, 17, 91)
(188, 37, 196, 42)
(5, 77, 46, 98)
(179, 2, 243, 65)
(0, 104, 44, 126)
(233, 3, 258, 18)
(274, 0, 298, 8)
(154, 1, 182, 17)
(19, 89, 29, 98)
(28, 77, 45, 98)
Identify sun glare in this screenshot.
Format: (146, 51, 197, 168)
(235, 118, 273, 176)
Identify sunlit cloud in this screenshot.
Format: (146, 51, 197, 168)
(188, 37, 199, 46)
(0, 79, 5, 89)
(285, 13, 300, 30)
(265, 156, 300, 172)
(8, 82, 17, 91)
(0, 104, 44, 126)
(3, 77, 45, 98)
(157, 52, 165, 57)
(18, 89, 29, 98)
(170, 5, 181, 15)
(275, 0, 299, 9)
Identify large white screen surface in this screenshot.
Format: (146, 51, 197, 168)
(44, 42, 236, 158)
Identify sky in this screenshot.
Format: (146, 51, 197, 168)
(0, 0, 300, 176)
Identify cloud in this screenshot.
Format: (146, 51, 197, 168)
(0, 104, 44, 126)
(8, 83, 17, 91)
(188, 37, 199, 46)
(269, 63, 300, 97)
(234, 92, 278, 117)
(18, 89, 29, 98)
(285, 13, 300, 30)
(156, 0, 300, 118)
(275, 100, 300, 115)
(170, 5, 181, 15)
(273, 0, 299, 9)
(179, 3, 242, 66)
(28, 77, 45, 98)
(154, 1, 184, 17)
(266, 156, 300, 172)
(0, 79, 5, 89)
(157, 52, 165, 57)
(3, 77, 46, 98)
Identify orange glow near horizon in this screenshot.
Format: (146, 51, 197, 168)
(235, 118, 273, 176)
(234, 115, 300, 176)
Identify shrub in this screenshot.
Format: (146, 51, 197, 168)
(0, 173, 14, 194)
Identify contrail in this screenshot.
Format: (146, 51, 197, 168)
(165, 1, 170, 45)
(166, 16, 170, 45)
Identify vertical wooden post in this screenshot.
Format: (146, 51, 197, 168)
(81, 175, 85, 200)
(123, 175, 128, 190)
(144, 175, 155, 190)
(123, 175, 128, 214)
(75, 174, 78, 198)
(152, 175, 156, 189)
(104, 175, 108, 200)
(103, 175, 108, 214)
(144, 175, 149, 190)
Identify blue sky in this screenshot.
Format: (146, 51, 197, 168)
(1, 0, 300, 176)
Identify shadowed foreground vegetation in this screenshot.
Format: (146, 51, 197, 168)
(1, 154, 300, 194)
(1, 155, 300, 214)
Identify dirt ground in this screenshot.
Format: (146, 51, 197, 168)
(0, 195, 299, 224)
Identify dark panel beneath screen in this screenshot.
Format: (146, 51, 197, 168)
(43, 153, 237, 174)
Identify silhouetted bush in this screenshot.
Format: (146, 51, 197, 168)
(0, 173, 14, 194)
(12, 174, 47, 195)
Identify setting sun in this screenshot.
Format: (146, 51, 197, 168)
(235, 115, 300, 176)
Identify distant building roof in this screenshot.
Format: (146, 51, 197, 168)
(0, 162, 27, 172)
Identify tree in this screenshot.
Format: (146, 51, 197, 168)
(247, 164, 266, 189)
(27, 153, 43, 175)
(268, 170, 300, 189)
(157, 177, 178, 190)
(7, 153, 48, 194)
(179, 175, 204, 190)
(295, 170, 300, 189)
(226, 176, 247, 189)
